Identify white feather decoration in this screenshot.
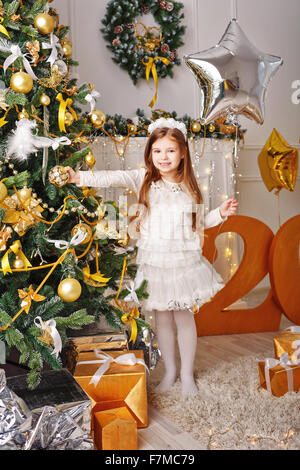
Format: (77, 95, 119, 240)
(7, 119, 71, 161)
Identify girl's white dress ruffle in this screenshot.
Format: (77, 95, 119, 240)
(78, 167, 226, 314)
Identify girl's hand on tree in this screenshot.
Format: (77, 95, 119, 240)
(65, 166, 80, 184)
(219, 198, 239, 218)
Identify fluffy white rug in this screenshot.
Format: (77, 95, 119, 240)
(148, 350, 300, 450)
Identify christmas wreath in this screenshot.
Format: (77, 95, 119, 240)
(101, 0, 185, 86)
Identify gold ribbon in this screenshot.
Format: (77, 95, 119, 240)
(2, 240, 32, 275)
(18, 285, 46, 314)
(83, 265, 111, 287)
(0, 17, 10, 39)
(56, 92, 77, 133)
(121, 307, 140, 343)
(142, 56, 170, 108)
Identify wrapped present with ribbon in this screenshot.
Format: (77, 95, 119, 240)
(74, 349, 148, 428)
(94, 406, 137, 450)
(258, 353, 300, 397)
(273, 326, 300, 364)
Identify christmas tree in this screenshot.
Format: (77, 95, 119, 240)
(0, 0, 149, 389)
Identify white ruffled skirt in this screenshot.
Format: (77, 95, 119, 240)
(135, 247, 225, 313)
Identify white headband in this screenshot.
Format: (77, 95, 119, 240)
(148, 117, 188, 140)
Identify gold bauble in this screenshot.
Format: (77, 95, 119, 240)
(64, 111, 74, 127)
(208, 123, 216, 133)
(34, 13, 55, 35)
(10, 71, 33, 94)
(58, 277, 82, 303)
(84, 151, 96, 167)
(13, 257, 25, 269)
(0, 182, 8, 202)
(191, 121, 201, 133)
(128, 124, 137, 133)
(48, 165, 70, 187)
(18, 108, 29, 120)
(62, 43, 72, 57)
(71, 223, 93, 244)
(18, 186, 32, 201)
(90, 109, 106, 129)
(118, 233, 130, 247)
(40, 93, 51, 106)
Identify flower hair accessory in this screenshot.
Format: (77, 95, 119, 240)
(148, 117, 187, 140)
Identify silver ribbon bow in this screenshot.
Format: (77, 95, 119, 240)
(85, 89, 101, 112)
(3, 45, 38, 80)
(46, 230, 87, 250)
(36, 135, 71, 151)
(264, 353, 295, 393)
(42, 33, 62, 67)
(34, 316, 62, 358)
(77, 349, 149, 387)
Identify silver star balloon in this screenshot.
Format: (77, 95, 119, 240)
(184, 19, 283, 125)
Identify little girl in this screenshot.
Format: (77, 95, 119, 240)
(66, 118, 238, 397)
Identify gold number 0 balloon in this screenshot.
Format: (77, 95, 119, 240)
(269, 214, 300, 324)
(195, 215, 282, 336)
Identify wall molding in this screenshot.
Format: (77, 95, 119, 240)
(241, 144, 300, 150)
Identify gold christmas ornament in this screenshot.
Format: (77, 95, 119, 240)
(13, 256, 25, 269)
(191, 121, 201, 133)
(64, 111, 74, 127)
(71, 223, 93, 244)
(58, 276, 82, 303)
(18, 186, 32, 201)
(60, 38, 72, 57)
(48, 165, 70, 187)
(0, 182, 8, 202)
(84, 150, 96, 168)
(34, 13, 55, 35)
(10, 71, 33, 94)
(40, 93, 51, 106)
(208, 123, 216, 133)
(18, 108, 29, 120)
(128, 124, 138, 133)
(90, 109, 106, 129)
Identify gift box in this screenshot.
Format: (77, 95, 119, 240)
(94, 406, 138, 450)
(7, 368, 92, 432)
(273, 326, 300, 363)
(62, 332, 128, 374)
(74, 349, 148, 428)
(258, 355, 300, 397)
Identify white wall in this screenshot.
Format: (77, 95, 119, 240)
(53, 0, 300, 242)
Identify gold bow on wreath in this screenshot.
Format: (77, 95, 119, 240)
(142, 56, 170, 108)
(56, 92, 78, 133)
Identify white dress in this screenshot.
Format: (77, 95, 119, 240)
(78, 167, 226, 314)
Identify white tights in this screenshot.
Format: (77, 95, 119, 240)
(154, 309, 198, 397)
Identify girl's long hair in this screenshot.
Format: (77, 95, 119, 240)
(130, 127, 203, 232)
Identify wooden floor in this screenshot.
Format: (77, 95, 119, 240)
(138, 288, 294, 450)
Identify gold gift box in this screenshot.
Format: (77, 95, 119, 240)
(258, 361, 300, 397)
(94, 406, 138, 450)
(273, 330, 300, 363)
(74, 349, 148, 428)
